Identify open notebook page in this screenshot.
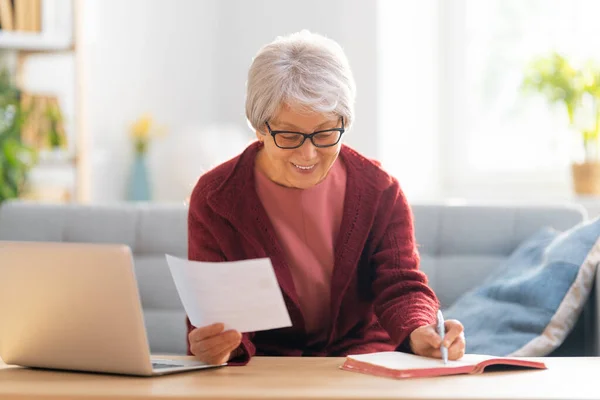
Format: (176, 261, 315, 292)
(346, 352, 499, 370)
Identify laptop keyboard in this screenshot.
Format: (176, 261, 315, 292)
(152, 362, 184, 369)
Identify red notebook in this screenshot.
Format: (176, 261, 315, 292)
(340, 351, 547, 379)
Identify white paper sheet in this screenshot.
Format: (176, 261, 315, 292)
(165, 254, 292, 333)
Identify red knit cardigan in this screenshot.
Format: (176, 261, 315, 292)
(186, 141, 439, 365)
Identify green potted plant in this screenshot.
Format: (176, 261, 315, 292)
(0, 68, 37, 203)
(521, 52, 600, 195)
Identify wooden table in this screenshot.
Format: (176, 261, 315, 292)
(0, 356, 598, 400)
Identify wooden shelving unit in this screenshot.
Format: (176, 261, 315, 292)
(0, 0, 88, 203)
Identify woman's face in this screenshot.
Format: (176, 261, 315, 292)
(256, 105, 343, 189)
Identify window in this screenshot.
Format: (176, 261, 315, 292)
(445, 0, 600, 199)
(379, 0, 600, 201)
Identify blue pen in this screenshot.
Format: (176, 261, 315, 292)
(437, 309, 448, 364)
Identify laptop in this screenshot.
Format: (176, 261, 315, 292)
(0, 240, 225, 376)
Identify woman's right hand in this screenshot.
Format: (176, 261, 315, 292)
(188, 322, 242, 365)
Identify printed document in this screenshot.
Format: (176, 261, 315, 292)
(165, 255, 292, 332)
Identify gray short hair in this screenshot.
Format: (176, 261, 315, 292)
(245, 30, 356, 132)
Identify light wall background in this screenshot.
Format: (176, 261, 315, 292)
(19, 0, 600, 212)
(80, 0, 378, 203)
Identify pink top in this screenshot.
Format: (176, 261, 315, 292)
(254, 158, 347, 343)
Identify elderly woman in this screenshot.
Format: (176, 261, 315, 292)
(186, 31, 465, 366)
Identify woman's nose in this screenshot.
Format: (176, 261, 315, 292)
(297, 139, 318, 160)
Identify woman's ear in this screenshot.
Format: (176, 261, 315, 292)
(255, 129, 265, 142)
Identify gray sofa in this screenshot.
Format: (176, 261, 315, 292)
(0, 201, 596, 356)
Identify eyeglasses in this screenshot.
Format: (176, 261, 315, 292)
(264, 117, 345, 149)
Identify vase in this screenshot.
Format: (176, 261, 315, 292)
(571, 161, 600, 196)
(127, 153, 151, 201)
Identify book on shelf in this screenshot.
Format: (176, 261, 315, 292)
(0, 0, 14, 30)
(0, 0, 41, 32)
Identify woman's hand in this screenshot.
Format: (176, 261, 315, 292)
(188, 322, 242, 365)
(408, 319, 465, 360)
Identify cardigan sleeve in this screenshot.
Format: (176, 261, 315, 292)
(186, 186, 255, 365)
(370, 180, 439, 349)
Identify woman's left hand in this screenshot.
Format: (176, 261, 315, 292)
(408, 319, 466, 360)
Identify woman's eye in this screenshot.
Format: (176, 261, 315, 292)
(281, 134, 300, 140)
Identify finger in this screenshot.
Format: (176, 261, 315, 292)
(442, 320, 464, 348)
(427, 341, 463, 361)
(195, 330, 240, 355)
(448, 333, 466, 360)
(194, 337, 240, 364)
(189, 323, 225, 343)
(191, 338, 231, 361)
(427, 348, 442, 359)
(211, 346, 237, 365)
(194, 330, 241, 355)
(219, 331, 242, 353)
(221, 337, 242, 358)
(419, 326, 443, 348)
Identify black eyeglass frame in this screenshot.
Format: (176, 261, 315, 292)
(264, 117, 345, 149)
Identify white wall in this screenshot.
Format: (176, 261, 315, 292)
(81, 0, 220, 203)
(212, 0, 378, 155)
(377, 0, 441, 203)
(79, 0, 378, 203)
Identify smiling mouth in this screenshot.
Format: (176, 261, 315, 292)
(292, 163, 316, 170)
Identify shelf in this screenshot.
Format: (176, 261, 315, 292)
(34, 149, 77, 166)
(34, 158, 76, 168)
(0, 31, 72, 51)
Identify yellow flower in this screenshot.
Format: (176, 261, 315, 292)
(129, 113, 166, 155)
(131, 114, 153, 140)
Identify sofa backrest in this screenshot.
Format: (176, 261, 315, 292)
(411, 204, 587, 307)
(0, 201, 588, 355)
(0, 201, 189, 355)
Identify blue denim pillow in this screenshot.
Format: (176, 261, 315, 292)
(444, 217, 600, 356)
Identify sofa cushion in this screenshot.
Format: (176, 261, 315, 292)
(443, 217, 600, 357)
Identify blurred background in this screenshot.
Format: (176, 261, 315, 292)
(2, 0, 600, 214)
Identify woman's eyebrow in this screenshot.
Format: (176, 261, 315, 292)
(273, 120, 336, 130)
